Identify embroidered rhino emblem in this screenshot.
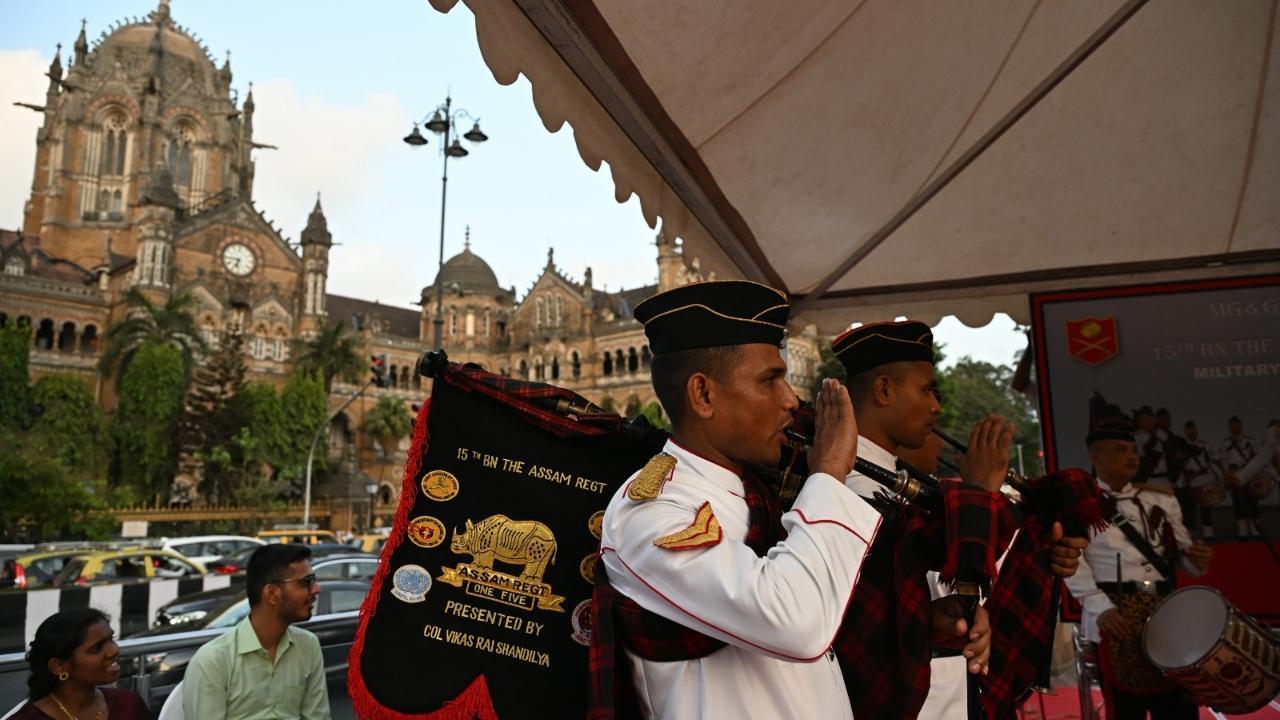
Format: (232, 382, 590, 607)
(451, 515, 557, 583)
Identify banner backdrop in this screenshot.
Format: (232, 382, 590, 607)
(348, 364, 659, 719)
(1033, 276, 1280, 624)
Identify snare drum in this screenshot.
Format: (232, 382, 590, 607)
(1143, 586, 1280, 714)
(1192, 480, 1226, 507)
(1243, 474, 1276, 501)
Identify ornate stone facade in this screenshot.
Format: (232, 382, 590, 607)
(0, 2, 821, 530)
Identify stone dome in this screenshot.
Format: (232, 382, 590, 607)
(96, 3, 215, 68)
(426, 245, 502, 296)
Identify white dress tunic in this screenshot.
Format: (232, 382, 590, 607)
(601, 439, 883, 720)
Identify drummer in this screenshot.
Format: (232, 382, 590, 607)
(1064, 419, 1212, 720)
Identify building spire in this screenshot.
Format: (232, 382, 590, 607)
(47, 43, 63, 84)
(74, 19, 88, 64)
(464, 224, 471, 251)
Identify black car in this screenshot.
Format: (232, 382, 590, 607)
(120, 580, 372, 691)
(143, 554, 378, 628)
(135, 580, 371, 637)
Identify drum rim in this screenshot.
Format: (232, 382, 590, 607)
(1141, 585, 1229, 671)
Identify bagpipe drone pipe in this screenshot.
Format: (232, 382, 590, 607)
(770, 404, 1107, 720)
(347, 352, 664, 720)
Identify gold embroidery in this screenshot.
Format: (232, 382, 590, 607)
(628, 452, 677, 501)
(654, 502, 722, 550)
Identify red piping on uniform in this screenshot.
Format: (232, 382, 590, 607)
(601, 511, 883, 664)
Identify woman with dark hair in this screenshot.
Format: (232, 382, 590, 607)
(14, 609, 148, 720)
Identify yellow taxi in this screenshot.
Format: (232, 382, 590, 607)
(255, 529, 338, 545)
(348, 533, 388, 554)
(2, 546, 98, 588)
(54, 547, 206, 586)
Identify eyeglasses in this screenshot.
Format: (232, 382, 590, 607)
(271, 573, 318, 588)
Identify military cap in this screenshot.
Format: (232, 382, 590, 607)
(831, 320, 934, 378)
(633, 280, 789, 355)
(1087, 418, 1136, 446)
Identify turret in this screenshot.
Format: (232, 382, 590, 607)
(132, 163, 180, 290)
(300, 194, 332, 323)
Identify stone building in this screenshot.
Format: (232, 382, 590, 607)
(0, 1, 820, 531)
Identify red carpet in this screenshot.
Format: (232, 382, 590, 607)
(1017, 686, 1280, 719)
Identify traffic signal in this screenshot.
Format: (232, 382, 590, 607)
(371, 354, 389, 388)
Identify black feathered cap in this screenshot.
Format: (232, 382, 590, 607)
(633, 280, 789, 355)
(832, 320, 934, 378)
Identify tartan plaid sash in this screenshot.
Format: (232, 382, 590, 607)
(978, 468, 1106, 719)
(588, 470, 785, 719)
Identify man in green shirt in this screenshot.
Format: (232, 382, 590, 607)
(183, 544, 330, 720)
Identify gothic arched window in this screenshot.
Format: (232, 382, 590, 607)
(551, 357, 560, 380)
(572, 351, 581, 379)
(3, 256, 24, 276)
(628, 348, 639, 373)
(602, 351, 612, 376)
(35, 319, 54, 349)
(167, 123, 195, 188)
(535, 298, 544, 328)
(100, 112, 128, 177)
(57, 322, 77, 352)
(80, 325, 98, 353)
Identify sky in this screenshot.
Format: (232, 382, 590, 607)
(0, 0, 1027, 367)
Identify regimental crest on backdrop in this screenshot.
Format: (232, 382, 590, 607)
(1066, 315, 1119, 365)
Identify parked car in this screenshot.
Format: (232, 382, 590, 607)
(347, 533, 388, 554)
(159, 536, 264, 566)
(54, 548, 206, 586)
(1, 546, 98, 588)
(159, 553, 376, 627)
(206, 544, 373, 575)
(117, 585, 369, 695)
(137, 579, 371, 636)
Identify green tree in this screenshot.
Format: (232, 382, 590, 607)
(28, 374, 108, 473)
(936, 358, 1041, 475)
(98, 289, 206, 380)
(599, 395, 616, 413)
(0, 437, 113, 542)
(237, 371, 328, 491)
(623, 394, 643, 418)
(179, 330, 249, 501)
(808, 341, 846, 399)
(360, 395, 414, 458)
(113, 341, 187, 499)
(639, 400, 671, 431)
(0, 321, 31, 430)
(294, 321, 365, 391)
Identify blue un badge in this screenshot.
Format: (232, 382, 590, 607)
(391, 564, 432, 603)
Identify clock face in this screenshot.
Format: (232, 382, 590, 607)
(221, 243, 256, 276)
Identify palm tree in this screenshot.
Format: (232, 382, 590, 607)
(98, 289, 207, 379)
(360, 395, 414, 458)
(293, 321, 365, 392)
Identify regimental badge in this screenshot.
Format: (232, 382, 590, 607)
(579, 553, 597, 584)
(628, 452, 677, 501)
(570, 599, 593, 646)
(391, 564, 432, 603)
(407, 515, 447, 548)
(654, 501, 722, 551)
(1066, 316, 1120, 366)
(438, 514, 566, 613)
(421, 469, 460, 502)
(587, 510, 605, 540)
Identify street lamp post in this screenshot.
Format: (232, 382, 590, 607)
(365, 481, 380, 531)
(303, 379, 373, 527)
(404, 96, 490, 351)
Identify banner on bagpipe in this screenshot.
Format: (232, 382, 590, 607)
(347, 359, 661, 719)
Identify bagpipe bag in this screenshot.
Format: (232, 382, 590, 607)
(348, 363, 659, 719)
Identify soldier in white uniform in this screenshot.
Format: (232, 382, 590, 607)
(1132, 407, 1170, 488)
(1236, 418, 1280, 506)
(596, 280, 881, 720)
(1065, 421, 1212, 720)
(1221, 416, 1271, 538)
(833, 321, 1085, 720)
(1179, 420, 1223, 539)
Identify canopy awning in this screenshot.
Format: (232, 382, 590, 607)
(431, 0, 1280, 331)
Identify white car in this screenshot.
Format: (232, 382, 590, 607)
(160, 536, 265, 566)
